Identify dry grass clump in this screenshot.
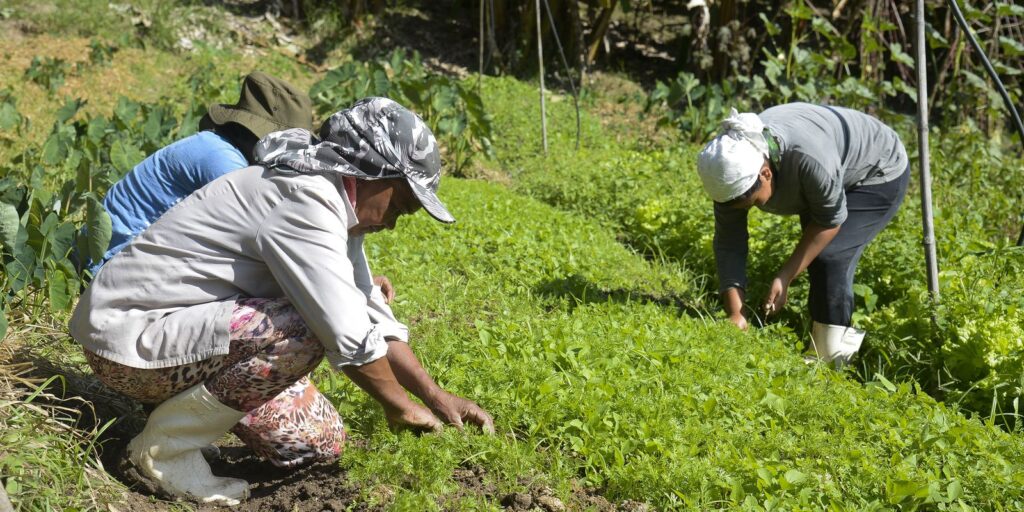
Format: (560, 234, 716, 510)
(0, 356, 122, 511)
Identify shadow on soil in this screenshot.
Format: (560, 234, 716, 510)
(535, 273, 710, 319)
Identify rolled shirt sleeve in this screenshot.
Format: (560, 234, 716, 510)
(713, 202, 750, 294)
(796, 152, 847, 228)
(347, 238, 410, 342)
(255, 185, 390, 368)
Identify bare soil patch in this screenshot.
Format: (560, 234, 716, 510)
(103, 435, 365, 512)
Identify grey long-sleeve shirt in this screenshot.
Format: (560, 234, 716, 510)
(713, 103, 908, 293)
(70, 166, 408, 369)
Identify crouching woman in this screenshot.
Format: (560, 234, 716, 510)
(70, 97, 493, 505)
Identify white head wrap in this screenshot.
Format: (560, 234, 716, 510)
(696, 108, 770, 203)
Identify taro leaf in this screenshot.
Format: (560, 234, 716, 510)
(113, 97, 140, 127)
(431, 86, 458, 113)
(0, 101, 21, 132)
(110, 138, 145, 174)
(41, 126, 74, 165)
(54, 97, 85, 125)
(6, 246, 36, 293)
(86, 115, 110, 141)
(49, 222, 76, 259)
(47, 268, 71, 311)
(142, 108, 163, 143)
(85, 193, 112, 264)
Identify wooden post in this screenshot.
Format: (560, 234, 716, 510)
(916, 0, 940, 301)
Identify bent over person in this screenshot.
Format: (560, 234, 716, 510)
(86, 71, 314, 275)
(70, 97, 493, 505)
(696, 103, 909, 365)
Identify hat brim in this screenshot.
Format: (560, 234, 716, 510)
(207, 104, 287, 140)
(409, 180, 455, 224)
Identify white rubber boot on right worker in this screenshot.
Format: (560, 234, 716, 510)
(127, 383, 250, 506)
(809, 321, 865, 368)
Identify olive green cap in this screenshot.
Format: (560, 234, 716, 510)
(202, 71, 313, 139)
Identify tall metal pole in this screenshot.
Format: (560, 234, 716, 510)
(536, 0, 548, 155)
(916, 0, 940, 301)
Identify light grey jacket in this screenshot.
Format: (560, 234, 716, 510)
(70, 166, 408, 369)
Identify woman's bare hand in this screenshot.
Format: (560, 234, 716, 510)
(385, 402, 442, 433)
(373, 275, 395, 304)
(426, 390, 495, 434)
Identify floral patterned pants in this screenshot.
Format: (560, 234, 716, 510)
(84, 298, 345, 468)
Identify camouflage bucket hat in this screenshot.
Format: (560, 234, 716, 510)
(203, 71, 314, 140)
(254, 97, 454, 224)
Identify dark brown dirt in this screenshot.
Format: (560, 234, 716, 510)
(102, 434, 365, 512)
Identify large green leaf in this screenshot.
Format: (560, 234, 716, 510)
(110, 138, 145, 174)
(0, 307, 8, 343)
(47, 268, 71, 311)
(85, 194, 112, 264)
(41, 127, 73, 165)
(0, 102, 21, 132)
(54, 97, 85, 124)
(0, 201, 18, 257)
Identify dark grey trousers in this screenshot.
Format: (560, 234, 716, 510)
(802, 166, 910, 326)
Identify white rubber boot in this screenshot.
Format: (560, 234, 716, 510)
(809, 321, 865, 368)
(127, 384, 249, 506)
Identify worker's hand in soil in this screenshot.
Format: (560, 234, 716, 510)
(386, 401, 443, 433)
(763, 277, 788, 316)
(373, 275, 395, 304)
(426, 390, 496, 434)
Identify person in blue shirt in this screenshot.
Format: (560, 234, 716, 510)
(88, 71, 314, 275)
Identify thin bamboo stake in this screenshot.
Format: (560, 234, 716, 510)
(916, 0, 940, 301)
(536, 0, 548, 154)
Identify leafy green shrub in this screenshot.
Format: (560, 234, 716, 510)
(0, 89, 26, 137)
(87, 38, 118, 67)
(309, 50, 494, 175)
(23, 57, 70, 95)
(0, 65, 228, 334)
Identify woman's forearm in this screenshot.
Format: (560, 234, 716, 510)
(778, 223, 841, 283)
(385, 341, 443, 403)
(341, 356, 418, 414)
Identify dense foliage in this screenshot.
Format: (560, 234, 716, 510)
(309, 176, 1024, 510)
(479, 76, 1024, 427)
(309, 50, 494, 174)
